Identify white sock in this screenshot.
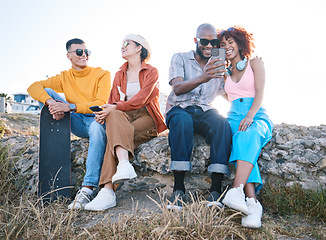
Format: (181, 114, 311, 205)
(81, 187, 93, 196)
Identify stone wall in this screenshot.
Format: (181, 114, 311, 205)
(134, 124, 326, 190)
(1, 123, 325, 195)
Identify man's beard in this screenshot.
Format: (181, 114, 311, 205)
(196, 44, 210, 60)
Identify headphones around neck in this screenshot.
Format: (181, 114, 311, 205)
(226, 58, 247, 76)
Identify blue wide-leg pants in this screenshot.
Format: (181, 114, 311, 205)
(227, 98, 273, 192)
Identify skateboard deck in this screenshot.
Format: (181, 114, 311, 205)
(38, 105, 71, 202)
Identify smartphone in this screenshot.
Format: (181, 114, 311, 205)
(211, 48, 226, 77)
(89, 106, 102, 112)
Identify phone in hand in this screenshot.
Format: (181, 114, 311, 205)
(211, 48, 226, 77)
(89, 106, 102, 112)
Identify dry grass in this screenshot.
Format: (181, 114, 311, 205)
(0, 138, 325, 239)
(85, 193, 247, 240)
(0, 113, 39, 136)
(83, 191, 326, 240)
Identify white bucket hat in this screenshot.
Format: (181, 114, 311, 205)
(122, 34, 151, 59)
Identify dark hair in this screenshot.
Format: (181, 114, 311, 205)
(217, 26, 255, 60)
(134, 42, 149, 61)
(66, 38, 85, 51)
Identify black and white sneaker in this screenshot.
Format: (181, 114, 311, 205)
(68, 190, 93, 210)
(166, 190, 186, 211)
(207, 191, 223, 208)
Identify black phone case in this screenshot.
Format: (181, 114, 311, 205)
(89, 106, 102, 112)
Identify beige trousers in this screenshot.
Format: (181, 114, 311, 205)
(99, 107, 157, 187)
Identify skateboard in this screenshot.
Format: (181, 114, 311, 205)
(38, 105, 71, 202)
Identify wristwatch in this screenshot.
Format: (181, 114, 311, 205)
(69, 103, 76, 112)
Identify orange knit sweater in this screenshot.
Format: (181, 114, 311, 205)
(27, 66, 111, 114)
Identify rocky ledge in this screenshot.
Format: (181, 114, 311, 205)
(1, 119, 325, 195)
(134, 124, 326, 191)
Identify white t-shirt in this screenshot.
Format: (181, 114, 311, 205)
(126, 81, 141, 100)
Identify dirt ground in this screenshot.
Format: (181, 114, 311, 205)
(72, 187, 164, 229)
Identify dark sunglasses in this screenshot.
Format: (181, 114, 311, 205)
(196, 38, 220, 47)
(69, 49, 91, 57)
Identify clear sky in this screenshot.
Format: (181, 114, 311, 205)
(0, 0, 325, 126)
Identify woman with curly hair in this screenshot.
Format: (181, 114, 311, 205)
(218, 26, 273, 228)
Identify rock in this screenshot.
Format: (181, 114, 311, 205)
(318, 138, 326, 148)
(275, 134, 285, 144)
(320, 156, 326, 170)
(76, 157, 85, 165)
(302, 140, 315, 149)
(134, 124, 326, 191)
(278, 144, 292, 150)
(303, 149, 319, 165)
(261, 152, 271, 160)
(1, 123, 326, 195)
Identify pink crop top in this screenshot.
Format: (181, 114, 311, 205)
(224, 60, 255, 102)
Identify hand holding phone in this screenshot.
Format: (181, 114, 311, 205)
(211, 48, 226, 77)
(89, 106, 103, 112)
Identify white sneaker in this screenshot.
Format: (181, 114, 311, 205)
(68, 190, 93, 210)
(85, 188, 116, 211)
(241, 198, 263, 228)
(222, 184, 250, 215)
(112, 161, 137, 184)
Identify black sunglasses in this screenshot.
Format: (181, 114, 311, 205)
(196, 38, 219, 47)
(69, 49, 91, 57)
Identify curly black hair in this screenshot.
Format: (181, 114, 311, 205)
(217, 26, 255, 60)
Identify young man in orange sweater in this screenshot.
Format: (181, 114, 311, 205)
(27, 38, 111, 210)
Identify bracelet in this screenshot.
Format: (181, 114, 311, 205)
(246, 116, 253, 120)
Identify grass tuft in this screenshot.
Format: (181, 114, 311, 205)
(0, 143, 325, 239)
(261, 182, 326, 222)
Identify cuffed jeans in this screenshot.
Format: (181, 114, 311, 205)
(39, 88, 107, 187)
(166, 105, 232, 175)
